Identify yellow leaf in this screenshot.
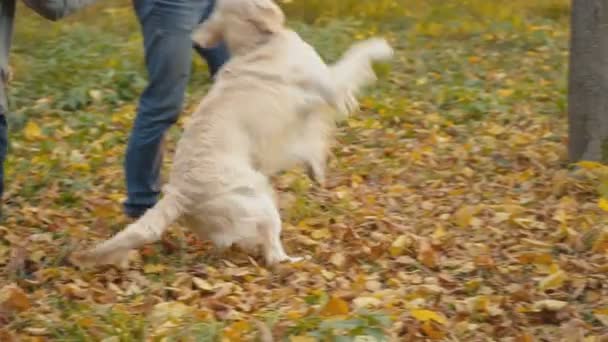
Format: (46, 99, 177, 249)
(577, 161, 604, 170)
(143, 264, 166, 274)
(538, 270, 567, 291)
(320, 297, 349, 316)
(452, 205, 480, 228)
(223, 321, 251, 340)
(464, 279, 481, 293)
(431, 225, 447, 240)
(311, 228, 331, 240)
(192, 277, 214, 292)
(289, 337, 316, 342)
(517, 252, 553, 265)
(23, 121, 42, 141)
(350, 174, 364, 187)
(466, 295, 489, 313)
(599, 198, 608, 212)
(593, 308, 608, 315)
(592, 229, 608, 253)
(286, 310, 302, 320)
(389, 235, 412, 256)
(421, 320, 446, 339)
(497, 89, 514, 98)
(468, 56, 481, 64)
(410, 309, 447, 324)
(517, 332, 534, 342)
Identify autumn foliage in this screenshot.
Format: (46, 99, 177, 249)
(3, 0, 608, 341)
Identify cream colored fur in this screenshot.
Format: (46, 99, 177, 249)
(72, 0, 393, 268)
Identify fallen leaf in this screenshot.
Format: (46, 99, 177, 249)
(599, 198, 608, 212)
(5, 246, 27, 277)
(417, 239, 438, 269)
(192, 277, 214, 292)
(143, 263, 167, 274)
(410, 309, 447, 324)
(0, 284, 31, 312)
(320, 297, 349, 316)
(23, 121, 43, 140)
(421, 320, 446, 339)
(289, 337, 316, 342)
(576, 161, 604, 170)
(311, 228, 332, 240)
(353, 296, 382, 309)
(329, 253, 347, 268)
(148, 301, 194, 327)
(532, 299, 568, 312)
(539, 270, 567, 291)
(390, 235, 413, 256)
(452, 205, 481, 228)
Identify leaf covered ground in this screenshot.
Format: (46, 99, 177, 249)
(2, 0, 608, 341)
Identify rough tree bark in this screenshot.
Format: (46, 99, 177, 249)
(568, 0, 608, 163)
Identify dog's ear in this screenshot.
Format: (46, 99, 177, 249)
(247, 0, 285, 34)
(192, 14, 223, 48)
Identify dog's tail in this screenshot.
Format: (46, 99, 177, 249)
(73, 187, 187, 268)
(329, 38, 393, 118)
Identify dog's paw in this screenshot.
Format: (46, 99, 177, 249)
(305, 161, 326, 188)
(265, 252, 306, 266)
(283, 255, 304, 263)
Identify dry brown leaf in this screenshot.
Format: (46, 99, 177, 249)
(329, 253, 347, 268)
(417, 239, 438, 269)
(353, 296, 382, 309)
(0, 284, 31, 312)
(532, 299, 568, 312)
(4, 246, 27, 278)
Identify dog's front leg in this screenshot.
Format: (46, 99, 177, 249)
(258, 209, 302, 266)
(302, 116, 331, 188)
(305, 156, 326, 188)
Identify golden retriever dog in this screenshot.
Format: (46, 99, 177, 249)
(72, 0, 393, 268)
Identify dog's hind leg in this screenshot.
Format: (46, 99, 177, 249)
(72, 191, 186, 269)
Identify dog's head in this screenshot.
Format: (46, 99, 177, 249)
(192, 0, 285, 55)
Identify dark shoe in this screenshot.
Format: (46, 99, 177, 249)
(123, 204, 151, 220)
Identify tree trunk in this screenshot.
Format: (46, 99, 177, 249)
(568, 0, 608, 163)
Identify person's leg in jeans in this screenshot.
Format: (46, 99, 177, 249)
(124, 0, 228, 218)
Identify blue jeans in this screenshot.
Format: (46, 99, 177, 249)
(124, 0, 229, 217)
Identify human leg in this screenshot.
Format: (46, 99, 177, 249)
(124, 0, 217, 218)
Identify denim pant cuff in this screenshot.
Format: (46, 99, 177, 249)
(124, 192, 159, 208)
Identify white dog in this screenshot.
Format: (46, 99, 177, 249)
(72, 0, 393, 268)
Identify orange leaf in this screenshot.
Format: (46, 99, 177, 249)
(417, 239, 438, 269)
(320, 297, 349, 316)
(421, 321, 446, 339)
(0, 284, 31, 312)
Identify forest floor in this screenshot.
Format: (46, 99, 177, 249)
(2, 0, 608, 341)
